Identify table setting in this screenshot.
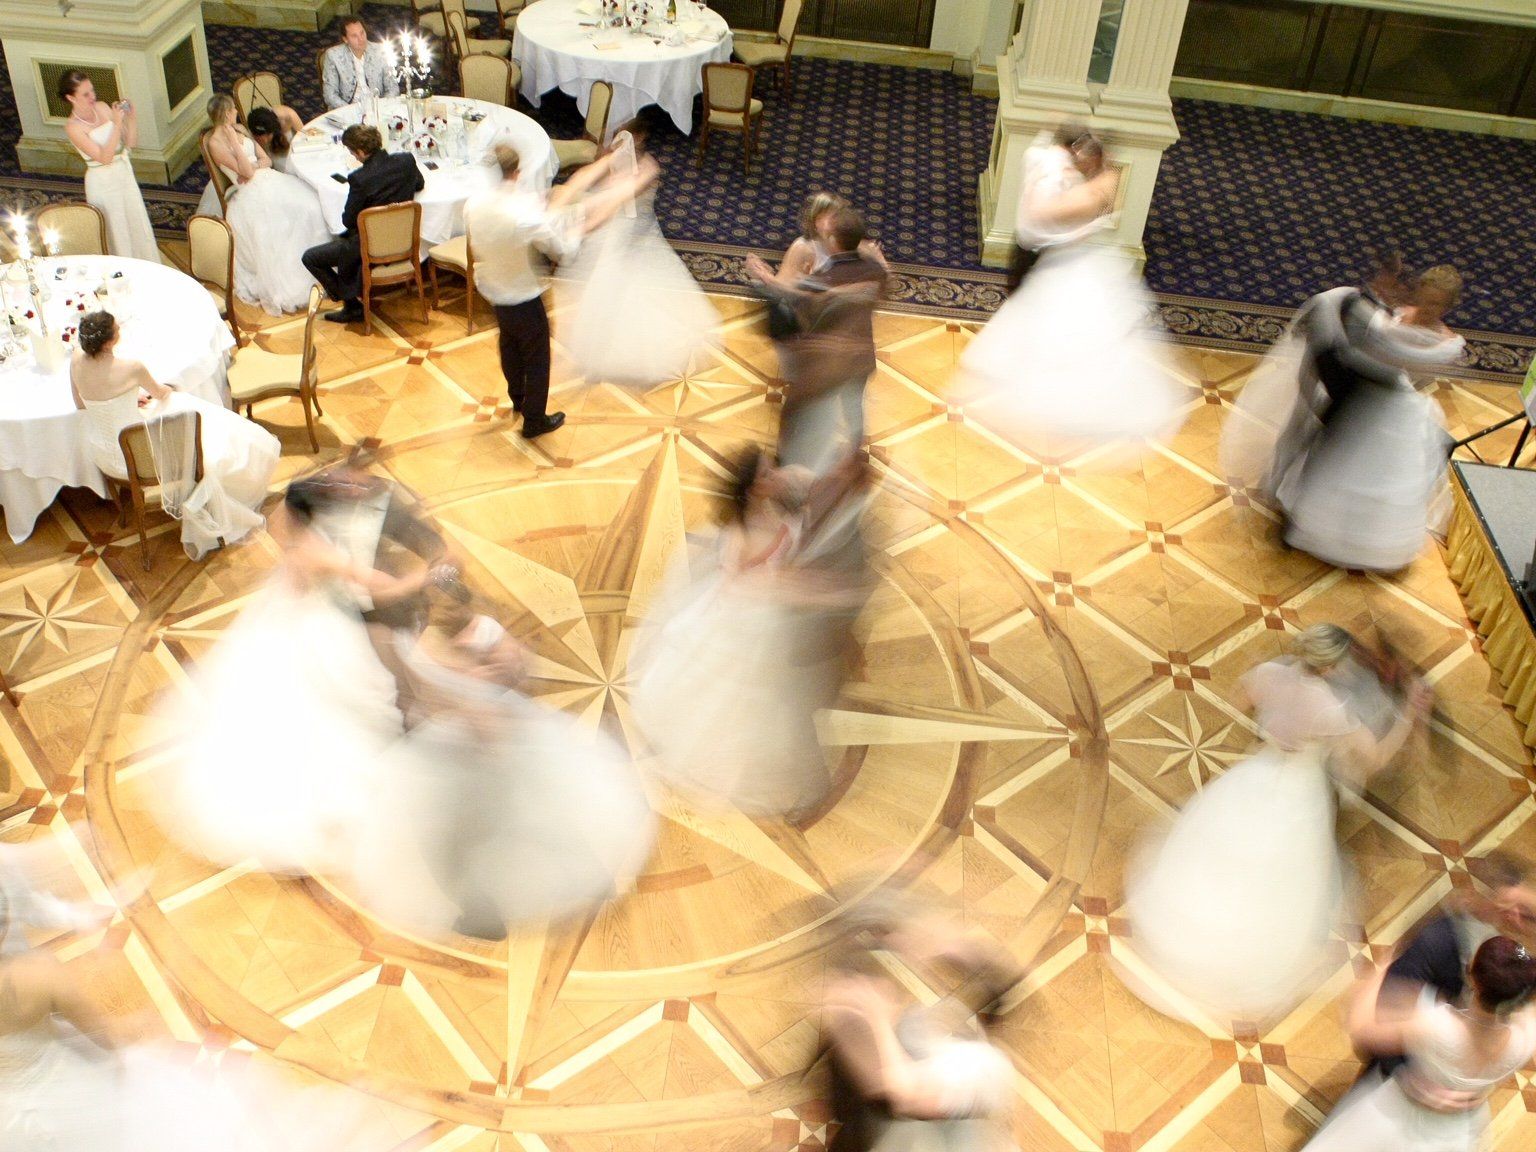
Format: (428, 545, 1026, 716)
(0, 216, 232, 542)
(291, 92, 559, 246)
(514, 0, 733, 136)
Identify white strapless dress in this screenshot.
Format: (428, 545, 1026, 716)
(157, 575, 402, 873)
(76, 120, 161, 264)
(958, 244, 1186, 462)
(0, 1012, 384, 1152)
(80, 388, 279, 560)
(219, 136, 331, 315)
(554, 188, 718, 386)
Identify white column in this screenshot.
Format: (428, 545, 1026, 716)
(0, 0, 213, 183)
(1091, 0, 1189, 265)
(976, 0, 1100, 268)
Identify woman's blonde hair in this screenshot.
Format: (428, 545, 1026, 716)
(1294, 623, 1352, 670)
(205, 93, 236, 127)
(799, 191, 846, 241)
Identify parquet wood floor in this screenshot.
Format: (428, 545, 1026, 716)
(4, 244, 1536, 1152)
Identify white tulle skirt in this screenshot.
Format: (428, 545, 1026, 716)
(1123, 743, 1344, 1026)
(1302, 1073, 1489, 1152)
(1280, 386, 1449, 572)
(159, 581, 401, 873)
(0, 1028, 386, 1152)
(350, 692, 656, 936)
(958, 244, 1185, 460)
(554, 203, 718, 387)
(631, 568, 840, 817)
(225, 169, 332, 315)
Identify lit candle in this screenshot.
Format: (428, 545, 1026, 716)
(9, 215, 32, 262)
(42, 229, 59, 257)
(415, 35, 428, 66)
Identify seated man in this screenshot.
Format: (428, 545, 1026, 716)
(322, 15, 399, 111)
(300, 124, 424, 325)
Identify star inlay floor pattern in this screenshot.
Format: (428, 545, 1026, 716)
(4, 242, 1536, 1152)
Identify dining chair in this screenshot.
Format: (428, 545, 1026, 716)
(35, 203, 108, 257)
(428, 228, 477, 335)
(731, 0, 803, 101)
(697, 63, 762, 175)
(358, 202, 429, 337)
(232, 71, 285, 123)
(226, 285, 324, 451)
(198, 129, 234, 217)
(446, 7, 513, 61)
(418, 0, 482, 40)
(552, 80, 612, 171)
(496, 0, 527, 38)
(187, 215, 241, 347)
(460, 53, 518, 106)
(104, 410, 204, 572)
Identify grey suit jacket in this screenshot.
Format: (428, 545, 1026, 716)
(322, 43, 401, 110)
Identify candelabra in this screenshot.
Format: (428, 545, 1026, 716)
(5, 215, 65, 371)
(384, 33, 433, 134)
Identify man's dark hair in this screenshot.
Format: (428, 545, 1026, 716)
(337, 14, 366, 37)
(342, 124, 383, 158)
(825, 207, 867, 254)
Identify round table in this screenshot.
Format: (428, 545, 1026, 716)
(291, 96, 559, 247)
(513, 0, 733, 136)
(0, 256, 234, 543)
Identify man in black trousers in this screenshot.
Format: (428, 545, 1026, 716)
(301, 124, 425, 325)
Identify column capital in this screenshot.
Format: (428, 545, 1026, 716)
(1007, 0, 1101, 107)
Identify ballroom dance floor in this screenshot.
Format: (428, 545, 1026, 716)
(3, 246, 1535, 1152)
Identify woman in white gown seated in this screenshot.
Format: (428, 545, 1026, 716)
(554, 118, 718, 387)
(245, 105, 305, 176)
(1303, 936, 1536, 1152)
(70, 310, 278, 561)
(1280, 267, 1464, 572)
(204, 94, 332, 315)
(1123, 625, 1428, 1029)
(957, 135, 1184, 463)
(352, 581, 656, 941)
(0, 896, 387, 1152)
(159, 476, 452, 874)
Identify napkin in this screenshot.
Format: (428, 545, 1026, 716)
(689, 27, 725, 43)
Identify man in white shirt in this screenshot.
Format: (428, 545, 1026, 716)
(463, 144, 657, 438)
(322, 16, 399, 110)
(1007, 123, 1106, 293)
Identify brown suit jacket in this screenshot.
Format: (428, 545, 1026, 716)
(766, 251, 887, 401)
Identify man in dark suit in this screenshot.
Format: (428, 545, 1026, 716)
(744, 206, 888, 472)
(301, 124, 424, 325)
(1358, 851, 1536, 1085)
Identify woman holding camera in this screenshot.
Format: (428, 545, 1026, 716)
(60, 70, 161, 264)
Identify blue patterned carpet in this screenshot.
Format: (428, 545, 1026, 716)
(2, 6, 1532, 377)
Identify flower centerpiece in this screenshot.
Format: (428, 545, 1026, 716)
(422, 114, 450, 137)
(409, 132, 440, 158)
(386, 112, 412, 141)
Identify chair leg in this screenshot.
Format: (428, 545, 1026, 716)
(416, 270, 429, 323)
(429, 263, 441, 310)
(131, 491, 149, 572)
(465, 276, 475, 335)
(741, 124, 750, 175)
(362, 289, 374, 338)
(783, 59, 792, 103)
(301, 391, 319, 452)
(696, 121, 708, 167)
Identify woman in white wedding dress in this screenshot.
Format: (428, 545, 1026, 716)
(957, 135, 1183, 463)
(60, 71, 161, 264)
(160, 475, 451, 874)
(0, 892, 385, 1151)
(1123, 624, 1428, 1028)
(71, 310, 279, 561)
(632, 449, 870, 819)
(555, 119, 717, 386)
(1281, 267, 1464, 571)
(204, 94, 332, 315)
(352, 581, 655, 940)
(1302, 936, 1536, 1152)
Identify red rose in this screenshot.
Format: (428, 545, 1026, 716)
(25, 310, 34, 319)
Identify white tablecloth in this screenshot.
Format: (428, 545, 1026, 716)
(514, 0, 732, 136)
(0, 256, 233, 543)
(291, 96, 559, 245)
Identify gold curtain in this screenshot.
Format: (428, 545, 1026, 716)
(1448, 474, 1536, 750)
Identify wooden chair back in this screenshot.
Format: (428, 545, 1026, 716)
(36, 203, 108, 257)
(585, 79, 613, 143)
(778, 0, 804, 47)
(200, 129, 233, 216)
(233, 71, 284, 122)
(703, 62, 754, 115)
(460, 53, 513, 105)
(187, 215, 240, 344)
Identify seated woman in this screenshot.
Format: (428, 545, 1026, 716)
(245, 105, 304, 176)
(204, 93, 332, 315)
(70, 310, 279, 560)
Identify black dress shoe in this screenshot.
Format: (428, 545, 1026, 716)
(324, 304, 365, 323)
(519, 411, 565, 439)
